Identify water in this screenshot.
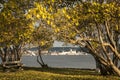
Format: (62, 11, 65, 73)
(21, 55, 96, 69)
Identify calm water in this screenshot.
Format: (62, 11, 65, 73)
(21, 55, 96, 69)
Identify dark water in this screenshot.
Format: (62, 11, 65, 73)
(21, 55, 96, 69)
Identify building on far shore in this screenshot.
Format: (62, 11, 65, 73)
(48, 47, 89, 55)
(23, 46, 89, 56)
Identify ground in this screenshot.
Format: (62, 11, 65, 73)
(0, 66, 119, 80)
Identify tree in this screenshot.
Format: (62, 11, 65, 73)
(53, 1, 120, 76)
(26, 1, 55, 68)
(25, 0, 120, 76)
(32, 25, 54, 68)
(0, 0, 34, 71)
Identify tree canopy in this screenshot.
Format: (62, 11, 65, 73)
(0, 0, 120, 76)
(27, 0, 120, 76)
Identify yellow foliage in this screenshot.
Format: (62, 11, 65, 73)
(115, 25, 118, 31)
(66, 15, 70, 19)
(47, 20, 51, 24)
(53, 25, 56, 28)
(51, 0, 55, 2)
(36, 14, 40, 18)
(119, 14, 120, 17)
(55, 28, 60, 33)
(41, 41, 45, 46)
(62, 8, 66, 14)
(75, 22, 79, 26)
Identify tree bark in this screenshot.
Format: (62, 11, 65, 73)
(0, 45, 23, 71)
(37, 46, 48, 68)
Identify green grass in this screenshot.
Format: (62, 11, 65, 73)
(0, 66, 119, 80)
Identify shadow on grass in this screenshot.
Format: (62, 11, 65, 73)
(0, 64, 99, 76)
(23, 66, 99, 76)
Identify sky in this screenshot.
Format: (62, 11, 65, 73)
(53, 41, 77, 47)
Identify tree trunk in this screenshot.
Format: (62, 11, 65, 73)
(0, 46, 23, 72)
(85, 43, 119, 76)
(94, 56, 110, 75)
(113, 54, 119, 67)
(109, 61, 120, 76)
(37, 46, 48, 68)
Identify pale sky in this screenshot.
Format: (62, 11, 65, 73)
(53, 41, 77, 47)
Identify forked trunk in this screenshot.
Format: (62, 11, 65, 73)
(37, 46, 48, 68)
(97, 57, 120, 76)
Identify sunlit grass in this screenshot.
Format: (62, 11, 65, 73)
(0, 67, 119, 80)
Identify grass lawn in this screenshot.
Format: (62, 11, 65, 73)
(0, 66, 119, 80)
